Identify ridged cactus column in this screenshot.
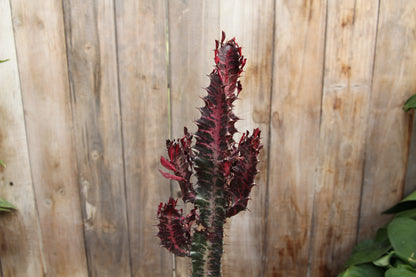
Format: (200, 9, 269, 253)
(156, 32, 262, 277)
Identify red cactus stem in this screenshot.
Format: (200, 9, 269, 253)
(191, 33, 254, 276)
(157, 198, 196, 257)
(156, 32, 261, 277)
(226, 128, 262, 217)
(159, 128, 196, 203)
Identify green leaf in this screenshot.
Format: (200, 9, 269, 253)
(373, 252, 394, 267)
(0, 59, 9, 63)
(375, 226, 389, 242)
(345, 239, 391, 267)
(384, 190, 416, 214)
(387, 217, 416, 267)
(396, 208, 416, 220)
(0, 198, 16, 212)
(338, 263, 385, 277)
(402, 191, 416, 202)
(386, 267, 416, 277)
(0, 159, 5, 168)
(404, 95, 416, 112)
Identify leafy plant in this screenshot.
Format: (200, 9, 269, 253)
(338, 94, 416, 277)
(403, 94, 416, 112)
(0, 198, 16, 212)
(338, 190, 416, 277)
(156, 32, 262, 276)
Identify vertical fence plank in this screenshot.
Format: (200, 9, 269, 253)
(309, 0, 379, 275)
(168, 0, 219, 275)
(115, 1, 172, 276)
(358, 0, 416, 241)
(169, 0, 219, 136)
(0, 1, 44, 275)
(219, 1, 274, 275)
(62, 0, 131, 276)
(265, 0, 327, 276)
(10, 0, 88, 275)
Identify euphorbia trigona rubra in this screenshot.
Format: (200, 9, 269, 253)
(157, 32, 262, 277)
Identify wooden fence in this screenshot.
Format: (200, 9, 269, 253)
(1, 0, 416, 276)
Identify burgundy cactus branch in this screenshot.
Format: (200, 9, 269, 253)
(159, 127, 196, 203)
(157, 198, 196, 257)
(156, 32, 262, 277)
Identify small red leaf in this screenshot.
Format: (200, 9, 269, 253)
(223, 160, 231, 176)
(167, 143, 177, 160)
(160, 156, 176, 172)
(159, 170, 185, 182)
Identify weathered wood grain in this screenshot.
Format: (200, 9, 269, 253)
(62, 0, 131, 276)
(169, 0, 219, 136)
(168, 0, 219, 275)
(1, 1, 416, 276)
(115, 1, 172, 276)
(0, 1, 44, 275)
(265, 0, 327, 276)
(358, 0, 416, 241)
(9, 0, 88, 275)
(219, 0, 274, 276)
(309, 0, 379, 275)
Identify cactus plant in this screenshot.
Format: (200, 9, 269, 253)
(156, 32, 262, 277)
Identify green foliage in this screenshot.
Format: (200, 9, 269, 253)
(385, 266, 416, 277)
(339, 95, 416, 276)
(339, 191, 416, 276)
(403, 94, 416, 112)
(0, 198, 16, 212)
(338, 263, 385, 277)
(388, 217, 416, 267)
(344, 239, 391, 267)
(383, 190, 416, 214)
(0, 59, 9, 63)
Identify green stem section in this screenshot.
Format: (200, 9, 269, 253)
(191, 186, 226, 276)
(191, 96, 228, 276)
(207, 189, 226, 276)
